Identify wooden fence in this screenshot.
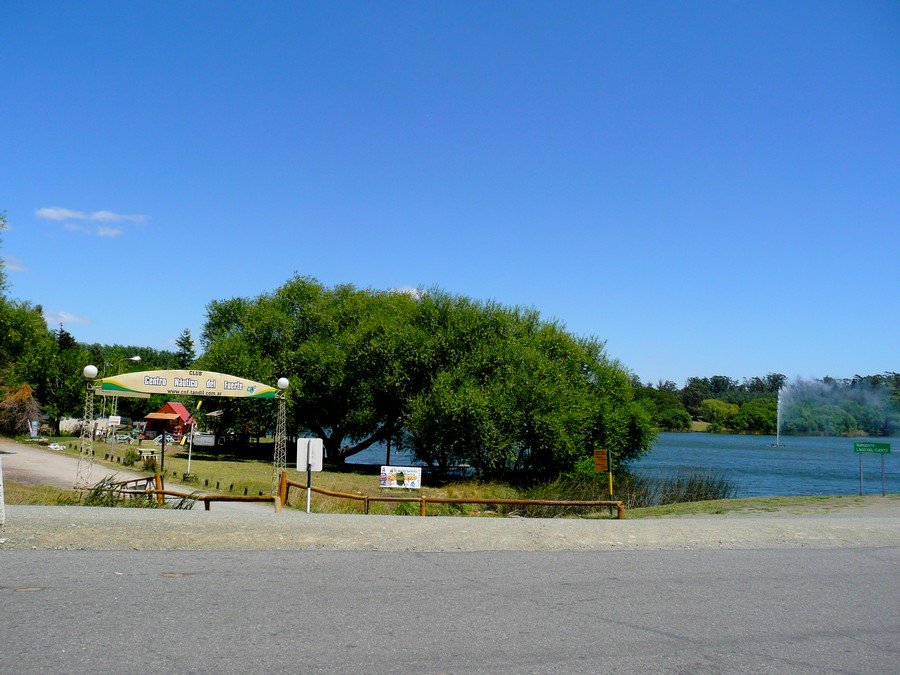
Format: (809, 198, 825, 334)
(100, 473, 625, 518)
(279, 473, 625, 518)
(109, 474, 278, 511)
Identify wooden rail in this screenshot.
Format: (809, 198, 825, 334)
(281, 476, 625, 518)
(110, 474, 280, 511)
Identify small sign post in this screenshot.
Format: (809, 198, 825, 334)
(854, 442, 891, 496)
(594, 449, 614, 516)
(298, 438, 324, 513)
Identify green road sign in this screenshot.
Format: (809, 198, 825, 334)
(854, 442, 891, 454)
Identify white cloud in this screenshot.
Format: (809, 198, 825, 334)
(38, 205, 149, 236)
(89, 210, 148, 223)
(43, 310, 90, 326)
(35, 207, 88, 221)
(2, 256, 26, 272)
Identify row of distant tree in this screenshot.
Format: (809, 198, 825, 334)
(634, 372, 900, 436)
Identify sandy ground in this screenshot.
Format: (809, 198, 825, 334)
(2, 437, 898, 552)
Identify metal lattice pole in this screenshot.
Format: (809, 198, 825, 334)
(75, 382, 96, 488)
(272, 393, 287, 494)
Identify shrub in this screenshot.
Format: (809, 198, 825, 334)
(123, 449, 139, 466)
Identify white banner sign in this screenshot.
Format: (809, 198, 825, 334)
(99, 369, 280, 399)
(380, 466, 422, 489)
(193, 433, 216, 447)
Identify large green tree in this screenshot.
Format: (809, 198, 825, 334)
(199, 276, 656, 479)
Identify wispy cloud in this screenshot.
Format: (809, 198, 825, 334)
(37, 206, 149, 237)
(2, 256, 26, 272)
(89, 210, 148, 224)
(36, 207, 87, 221)
(43, 310, 90, 326)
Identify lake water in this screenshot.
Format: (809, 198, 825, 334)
(351, 433, 898, 497)
(631, 433, 899, 497)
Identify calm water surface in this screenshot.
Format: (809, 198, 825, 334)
(353, 433, 898, 497)
(631, 433, 899, 497)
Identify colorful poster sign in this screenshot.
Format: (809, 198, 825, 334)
(98, 369, 280, 399)
(380, 466, 422, 489)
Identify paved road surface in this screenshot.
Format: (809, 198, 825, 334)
(1, 547, 897, 673)
(2, 436, 899, 672)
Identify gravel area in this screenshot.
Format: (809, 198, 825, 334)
(2, 438, 898, 552)
(2, 501, 898, 552)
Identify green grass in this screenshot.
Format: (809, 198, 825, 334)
(3, 479, 81, 505)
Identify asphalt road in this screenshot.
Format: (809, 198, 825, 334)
(1, 547, 897, 674)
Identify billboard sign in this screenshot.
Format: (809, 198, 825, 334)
(380, 466, 422, 489)
(98, 369, 280, 399)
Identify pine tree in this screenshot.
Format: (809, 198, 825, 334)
(175, 328, 196, 368)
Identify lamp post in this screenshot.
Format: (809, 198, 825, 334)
(76, 365, 99, 487)
(273, 377, 289, 495)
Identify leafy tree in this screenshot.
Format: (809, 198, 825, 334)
(634, 384, 691, 431)
(656, 407, 692, 431)
(403, 302, 652, 480)
(199, 276, 656, 480)
(679, 377, 712, 418)
(0, 300, 55, 392)
(731, 398, 777, 434)
(38, 326, 92, 434)
(699, 398, 739, 429)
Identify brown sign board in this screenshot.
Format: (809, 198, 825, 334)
(594, 449, 608, 473)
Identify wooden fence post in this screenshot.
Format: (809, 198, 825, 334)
(278, 471, 288, 506)
(420, 496, 427, 517)
(154, 473, 164, 506)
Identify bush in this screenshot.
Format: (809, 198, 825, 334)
(123, 449, 139, 466)
(504, 459, 737, 516)
(142, 456, 158, 472)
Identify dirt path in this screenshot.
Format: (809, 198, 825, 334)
(0, 437, 146, 487)
(0, 437, 271, 514)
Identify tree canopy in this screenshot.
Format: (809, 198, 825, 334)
(199, 276, 656, 481)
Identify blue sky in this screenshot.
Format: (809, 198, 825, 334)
(2, 1, 897, 386)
